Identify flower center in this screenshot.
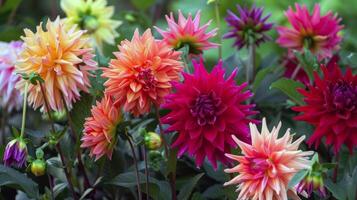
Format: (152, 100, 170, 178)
(330, 81, 357, 114)
(303, 35, 315, 50)
(137, 68, 157, 91)
(247, 156, 276, 178)
(190, 91, 221, 126)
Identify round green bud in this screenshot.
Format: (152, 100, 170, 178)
(35, 148, 44, 159)
(31, 159, 46, 176)
(144, 132, 162, 150)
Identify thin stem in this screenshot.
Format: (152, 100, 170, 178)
(48, 175, 55, 200)
(154, 107, 176, 200)
(333, 153, 339, 183)
(125, 132, 142, 200)
(290, 65, 301, 80)
(214, 0, 222, 59)
(20, 82, 29, 138)
(247, 42, 256, 85)
(154, 107, 169, 158)
(144, 147, 149, 200)
(39, 83, 77, 199)
(60, 94, 91, 189)
(56, 143, 78, 199)
(1, 110, 6, 145)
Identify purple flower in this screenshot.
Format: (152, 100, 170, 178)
(224, 5, 273, 49)
(3, 138, 27, 168)
(297, 174, 327, 198)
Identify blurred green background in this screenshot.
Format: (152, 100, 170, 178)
(0, 0, 356, 66)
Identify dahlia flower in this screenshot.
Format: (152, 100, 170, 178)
(81, 95, 121, 160)
(0, 41, 23, 112)
(224, 5, 273, 49)
(102, 29, 182, 116)
(155, 10, 218, 55)
(293, 63, 357, 153)
(16, 17, 97, 112)
(3, 137, 28, 168)
(161, 59, 257, 169)
(297, 173, 327, 198)
(224, 118, 313, 200)
(61, 0, 122, 48)
(277, 4, 343, 60)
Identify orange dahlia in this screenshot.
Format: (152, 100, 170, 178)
(224, 118, 313, 200)
(81, 95, 121, 160)
(15, 17, 97, 111)
(102, 29, 182, 116)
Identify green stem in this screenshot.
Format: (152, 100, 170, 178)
(154, 107, 176, 200)
(125, 132, 142, 200)
(144, 147, 149, 200)
(247, 42, 256, 85)
(39, 83, 77, 199)
(20, 82, 29, 138)
(60, 93, 91, 190)
(214, 0, 222, 59)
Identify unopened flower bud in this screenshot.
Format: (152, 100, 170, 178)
(31, 159, 46, 176)
(144, 132, 162, 150)
(3, 137, 28, 168)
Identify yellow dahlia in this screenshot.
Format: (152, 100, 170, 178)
(61, 0, 122, 49)
(16, 17, 97, 111)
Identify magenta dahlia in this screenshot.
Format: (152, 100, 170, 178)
(293, 63, 357, 153)
(161, 59, 257, 169)
(277, 4, 343, 60)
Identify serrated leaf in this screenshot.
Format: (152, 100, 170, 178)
(288, 169, 308, 188)
(270, 78, 305, 105)
(0, 165, 39, 199)
(178, 173, 204, 200)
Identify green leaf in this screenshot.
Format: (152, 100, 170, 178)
(0, 165, 39, 199)
(203, 184, 225, 199)
(294, 49, 318, 81)
(107, 171, 171, 200)
(165, 148, 177, 177)
(288, 169, 308, 188)
(70, 93, 94, 136)
(325, 166, 357, 200)
(177, 173, 204, 200)
(253, 67, 274, 92)
(270, 78, 305, 105)
(130, 0, 156, 10)
(0, 0, 22, 14)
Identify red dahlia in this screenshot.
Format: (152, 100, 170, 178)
(293, 63, 357, 153)
(161, 59, 257, 169)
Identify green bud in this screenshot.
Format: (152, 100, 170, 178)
(35, 148, 44, 159)
(31, 159, 46, 176)
(144, 132, 162, 150)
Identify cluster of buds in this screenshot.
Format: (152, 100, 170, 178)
(296, 154, 330, 198)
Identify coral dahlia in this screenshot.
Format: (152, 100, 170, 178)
(161, 59, 257, 169)
(224, 118, 313, 200)
(15, 17, 97, 112)
(293, 63, 357, 153)
(224, 5, 273, 49)
(277, 4, 343, 60)
(155, 10, 218, 55)
(0, 41, 23, 112)
(81, 95, 121, 160)
(102, 29, 182, 116)
(61, 0, 122, 49)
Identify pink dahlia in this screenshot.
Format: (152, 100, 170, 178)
(277, 4, 343, 60)
(155, 10, 218, 55)
(0, 41, 23, 112)
(161, 59, 257, 169)
(224, 118, 313, 200)
(293, 63, 357, 153)
(81, 95, 122, 160)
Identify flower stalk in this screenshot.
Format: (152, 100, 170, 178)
(20, 82, 28, 138)
(125, 131, 142, 200)
(214, 0, 222, 59)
